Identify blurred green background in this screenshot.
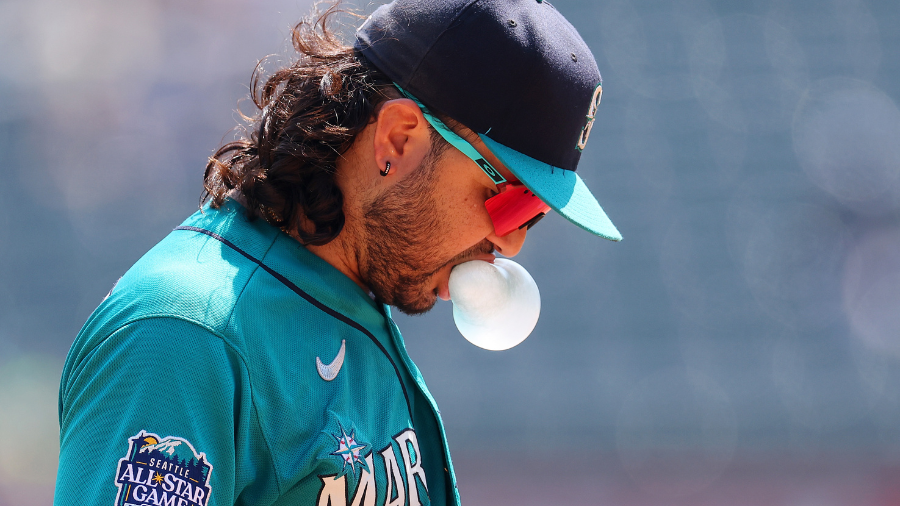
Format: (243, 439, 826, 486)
(2, 0, 900, 504)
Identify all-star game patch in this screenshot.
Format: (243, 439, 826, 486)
(114, 431, 213, 506)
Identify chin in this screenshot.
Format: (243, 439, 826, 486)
(390, 289, 439, 316)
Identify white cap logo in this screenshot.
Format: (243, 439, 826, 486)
(576, 83, 602, 151)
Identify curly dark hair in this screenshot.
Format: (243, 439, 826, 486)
(202, 3, 407, 246)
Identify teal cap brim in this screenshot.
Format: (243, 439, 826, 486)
(480, 135, 622, 241)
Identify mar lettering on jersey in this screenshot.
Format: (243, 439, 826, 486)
(317, 425, 429, 506)
(114, 431, 213, 506)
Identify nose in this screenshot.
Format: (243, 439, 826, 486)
(487, 226, 527, 257)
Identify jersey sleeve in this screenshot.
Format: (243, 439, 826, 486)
(55, 317, 279, 506)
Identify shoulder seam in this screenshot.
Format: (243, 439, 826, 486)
(61, 314, 280, 494)
(222, 233, 285, 496)
(174, 226, 414, 421)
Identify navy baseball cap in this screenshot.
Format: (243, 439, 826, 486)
(355, 0, 621, 241)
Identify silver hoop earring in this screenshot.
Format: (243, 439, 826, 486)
(380, 161, 392, 176)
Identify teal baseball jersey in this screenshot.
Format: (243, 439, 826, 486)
(55, 199, 460, 506)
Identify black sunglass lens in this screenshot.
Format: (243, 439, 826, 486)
(521, 212, 546, 231)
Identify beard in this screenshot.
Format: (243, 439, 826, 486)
(360, 151, 493, 315)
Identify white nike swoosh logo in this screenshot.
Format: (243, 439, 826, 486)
(316, 339, 346, 381)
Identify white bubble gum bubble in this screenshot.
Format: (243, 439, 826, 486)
(448, 259, 540, 351)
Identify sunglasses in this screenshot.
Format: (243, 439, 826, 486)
(394, 85, 552, 237)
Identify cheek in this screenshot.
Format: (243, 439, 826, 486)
(431, 158, 495, 239)
(443, 200, 494, 252)
(437, 185, 490, 229)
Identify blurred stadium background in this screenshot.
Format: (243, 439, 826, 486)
(2, 0, 900, 504)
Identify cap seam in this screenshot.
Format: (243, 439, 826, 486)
(407, 0, 484, 92)
(489, 20, 543, 142)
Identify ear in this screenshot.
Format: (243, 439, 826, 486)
(372, 99, 433, 179)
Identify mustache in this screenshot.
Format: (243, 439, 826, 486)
(431, 240, 495, 276)
(385, 240, 496, 292)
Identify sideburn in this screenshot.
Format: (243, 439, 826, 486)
(361, 150, 447, 313)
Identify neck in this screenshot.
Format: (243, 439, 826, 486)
(290, 130, 375, 295)
(301, 228, 370, 294)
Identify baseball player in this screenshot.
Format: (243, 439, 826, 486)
(54, 0, 620, 505)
